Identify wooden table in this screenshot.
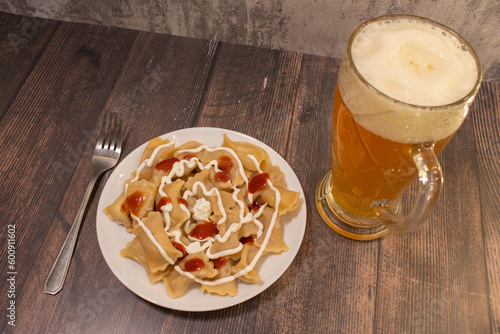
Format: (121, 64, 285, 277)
(1, 12, 499, 333)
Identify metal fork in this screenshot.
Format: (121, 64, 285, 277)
(43, 112, 122, 295)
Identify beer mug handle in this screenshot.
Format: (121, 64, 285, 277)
(371, 144, 443, 232)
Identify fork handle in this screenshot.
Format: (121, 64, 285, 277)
(43, 172, 101, 295)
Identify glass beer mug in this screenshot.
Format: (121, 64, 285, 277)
(315, 15, 482, 240)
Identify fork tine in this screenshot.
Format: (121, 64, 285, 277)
(96, 112, 109, 148)
(104, 112, 116, 150)
(109, 113, 118, 151)
(115, 115, 122, 153)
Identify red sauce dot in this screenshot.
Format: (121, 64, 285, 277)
(214, 171, 230, 183)
(178, 198, 188, 206)
(182, 154, 197, 161)
(189, 221, 219, 240)
(172, 242, 188, 260)
(239, 236, 254, 245)
(155, 157, 180, 172)
(156, 196, 172, 211)
(218, 156, 233, 174)
(248, 200, 264, 212)
(184, 258, 205, 272)
(212, 257, 226, 270)
(248, 173, 269, 194)
(124, 191, 146, 216)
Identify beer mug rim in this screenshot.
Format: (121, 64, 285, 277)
(346, 14, 483, 110)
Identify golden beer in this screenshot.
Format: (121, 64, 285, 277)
(316, 15, 482, 239)
(331, 86, 453, 219)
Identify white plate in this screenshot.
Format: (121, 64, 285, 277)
(96, 127, 306, 312)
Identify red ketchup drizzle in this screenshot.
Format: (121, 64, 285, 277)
(239, 236, 254, 245)
(182, 153, 197, 161)
(123, 191, 146, 216)
(172, 242, 188, 261)
(178, 198, 188, 206)
(212, 257, 226, 270)
(248, 200, 264, 213)
(189, 221, 219, 240)
(156, 196, 172, 211)
(155, 157, 180, 172)
(218, 156, 233, 174)
(184, 258, 205, 272)
(214, 171, 230, 183)
(248, 173, 269, 194)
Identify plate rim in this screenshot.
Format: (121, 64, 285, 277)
(96, 127, 307, 312)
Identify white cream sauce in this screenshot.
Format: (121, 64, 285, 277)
(193, 198, 211, 220)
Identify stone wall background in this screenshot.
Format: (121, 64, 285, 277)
(1, 0, 499, 82)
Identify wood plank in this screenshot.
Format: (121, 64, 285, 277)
(0, 21, 139, 334)
(279, 54, 382, 333)
(0, 12, 59, 118)
(100, 35, 219, 147)
(374, 96, 491, 332)
(472, 81, 500, 334)
(102, 35, 222, 334)
(195, 42, 303, 155)
(26, 34, 223, 333)
(121, 41, 306, 333)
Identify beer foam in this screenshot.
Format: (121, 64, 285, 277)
(340, 17, 480, 143)
(352, 19, 478, 106)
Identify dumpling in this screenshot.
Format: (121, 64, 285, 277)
(123, 180, 157, 219)
(222, 134, 271, 172)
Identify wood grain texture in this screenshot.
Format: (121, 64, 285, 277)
(0, 19, 139, 334)
(196, 42, 303, 152)
(375, 114, 490, 333)
(472, 82, 500, 334)
(0, 10, 499, 334)
(23, 35, 220, 334)
(0, 13, 59, 118)
(283, 54, 382, 334)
